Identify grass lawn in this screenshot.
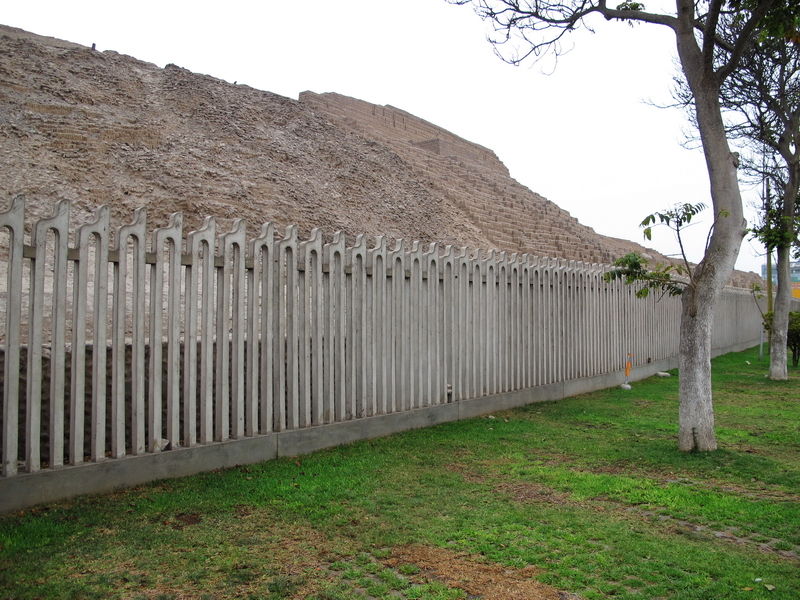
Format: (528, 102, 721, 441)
(1, 345, 798, 599)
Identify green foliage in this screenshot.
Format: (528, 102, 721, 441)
(604, 252, 686, 299)
(605, 203, 715, 299)
(749, 205, 798, 251)
(615, 1, 645, 10)
(760, 1, 800, 42)
(640, 202, 707, 241)
(727, 0, 800, 42)
(762, 310, 800, 366)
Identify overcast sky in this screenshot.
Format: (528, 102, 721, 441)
(3, 0, 768, 274)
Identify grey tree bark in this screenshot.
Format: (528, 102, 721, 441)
(678, 290, 716, 451)
(770, 165, 799, 380)
(672, 5, 747, 450)
(771, 243, 792, 379)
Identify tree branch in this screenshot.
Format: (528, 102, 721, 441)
(595, 1, 677, 27)
(703, 0, 724, 66)
(717, 0, 780, 81)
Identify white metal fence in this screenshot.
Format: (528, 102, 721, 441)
(0, 196, 765, 487)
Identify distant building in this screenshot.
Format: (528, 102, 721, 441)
(761, 260, 800, 298)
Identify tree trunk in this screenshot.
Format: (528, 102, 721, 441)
(678, 287, 717, 451)
(769, 163, 799, 380)
(673, 10, 748, 451)
(770, 244, 792, 379)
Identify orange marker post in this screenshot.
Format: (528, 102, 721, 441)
(621, 352, 632, 390)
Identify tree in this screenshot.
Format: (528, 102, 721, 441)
(451, 0, 796, 451)
(750, 175, 800, 379)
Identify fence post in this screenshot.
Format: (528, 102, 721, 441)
(148, 212, 183, 451)
(70, 205, 110, 466)
(276, 225, 299, 431)
(215, 219, 246, 442)
(325, 232, 347, 422)
(423, 243, 440, 406)
(368, 236, 388, 415)
(472, 249, 485, 398)
(185, 216, 216, 445)
(509, 253, 522, 391)
(388, 239, 405, 413)
(299, 228, 322, 427)
(112, 208, 147, 457)
(497, 251, 509, 393)
(483, 250, 497, 395)
(458, 247, 471, 400)
(346, 234, 367, 418)
(27, 200, 69, 472)
(0, 195, 25, 477)
(408, 241, 424, 409)
(520, 254, 531, 389)
(247, 222, 275, 436)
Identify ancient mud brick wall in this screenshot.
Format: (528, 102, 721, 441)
(300, 91, 629, 266)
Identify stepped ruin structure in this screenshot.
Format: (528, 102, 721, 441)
(0, 24, 758, 286)
(300, 92, 640, 265)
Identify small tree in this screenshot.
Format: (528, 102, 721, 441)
(604, 202, 709, 300)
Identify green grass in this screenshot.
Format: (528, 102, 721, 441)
(1, 346, 798, 599)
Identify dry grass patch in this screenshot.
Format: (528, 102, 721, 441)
(494, 482, 572, 505)
(445, 463, 487, 484)
(383, 545, 569, 600)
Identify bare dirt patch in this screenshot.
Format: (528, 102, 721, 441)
(169, 512, 202, 529)
(495, 482, 572, 505)
(446, 462, 487, 484)
(537, 453, 575, 467)
(633, 398, 655, 408)
(383, 545, 571, 600)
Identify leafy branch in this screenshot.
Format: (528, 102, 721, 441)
(604, 252, 687, 298)
(749, 202, 800, 253)
(749, 281, 769, 322)
(604, 202, 711, 300)
(641, 202, 707, 282)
